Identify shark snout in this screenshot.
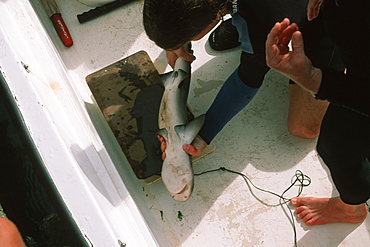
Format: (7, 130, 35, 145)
(161, 155, 194, 202)
(170, 182, 193, 202)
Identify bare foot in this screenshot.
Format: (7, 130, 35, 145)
(290, 197, 368, 226)
(157, 135, 208, 159)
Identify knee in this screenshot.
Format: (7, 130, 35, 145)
(0, 217, 25, 246)
(0, 217, 17, 234)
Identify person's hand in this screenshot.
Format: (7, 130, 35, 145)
(157, 135, 167, 160)
(265, 18, 322, 93)
(307, 0, 324, 21)
(166, 45, 196, 68)
(157, 135, 201, 160)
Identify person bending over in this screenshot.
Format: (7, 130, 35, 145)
(143, 0, 343, 158)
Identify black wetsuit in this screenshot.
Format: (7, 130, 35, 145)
(198, 0, 343, 144)
(316, 0, 370, 205)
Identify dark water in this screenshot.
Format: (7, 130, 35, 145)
(0, 73, 88, 247)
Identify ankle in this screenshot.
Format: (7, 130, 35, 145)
(335, 198, 368, 218)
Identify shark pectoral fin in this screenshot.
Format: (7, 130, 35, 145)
(184, 115, 205, 143)
(174, 125, 186, 139)
(157, 128, 168, 138)
(174, 115, 205, 144)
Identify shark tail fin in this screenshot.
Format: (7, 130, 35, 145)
(159, 71, 173, 89)
(175, 115, 205, 144)
(160, 69, 190, 89)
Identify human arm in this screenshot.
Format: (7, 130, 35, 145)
(265, 18, 322, 93)
(266, 18, 370, 116)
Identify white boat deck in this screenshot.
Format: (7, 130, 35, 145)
(1, 0, 369, 246)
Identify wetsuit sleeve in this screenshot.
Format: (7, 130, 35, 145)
(316, 67, 370, 116)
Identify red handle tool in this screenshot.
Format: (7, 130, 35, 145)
(41, 0, 73, 47)
(50, 13, 73, 47)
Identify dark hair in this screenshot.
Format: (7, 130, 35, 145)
(143, 0, 228, 50)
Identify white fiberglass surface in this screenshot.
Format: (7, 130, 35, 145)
(5, 0, 369, 246)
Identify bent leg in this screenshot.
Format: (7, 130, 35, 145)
(289, 104, 370, 226)
(198, 67, 259, 144)
(317, 104, 370, 204)
(198, 52, 269, 144)
(287, 84, 329, 138)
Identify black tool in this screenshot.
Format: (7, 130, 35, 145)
(77, 0, 136, 24)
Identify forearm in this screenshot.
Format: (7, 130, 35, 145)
(290, 65, 322, 94)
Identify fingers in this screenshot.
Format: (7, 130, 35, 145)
(270, 18, 298, 48)
(160, 141, 166, 160)
(166, 51, 178, 68)
(178, 47, 196, 62)
(307, 0, 323, 21)
(291, 31, 305, 56)
(166, 46, 196, 68)
(279, 22, 298, 47)
(183, 144, 201, 157)
(266, 19, 287, 48)
(157, 135, 201, 160)
(157, 135, 166, 160)
(266, 18, 296, 67)
(278, 18, 292, 34)
(266, 22, 283, 65)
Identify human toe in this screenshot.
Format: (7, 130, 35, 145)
(290, 197, 301, 206)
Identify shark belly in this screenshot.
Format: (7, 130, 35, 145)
(158, 54, 204, 201)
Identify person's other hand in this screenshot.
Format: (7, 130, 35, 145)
(265, 18, 321, 93)
(157, 135, 167, 160)
(157, 135, 200, 160)
(265, 18, 304, 73)
(307, 0, 324, 21)
(166, 45, 195, 68)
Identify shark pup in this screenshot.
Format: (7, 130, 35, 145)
(158, 51, 205, 202)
